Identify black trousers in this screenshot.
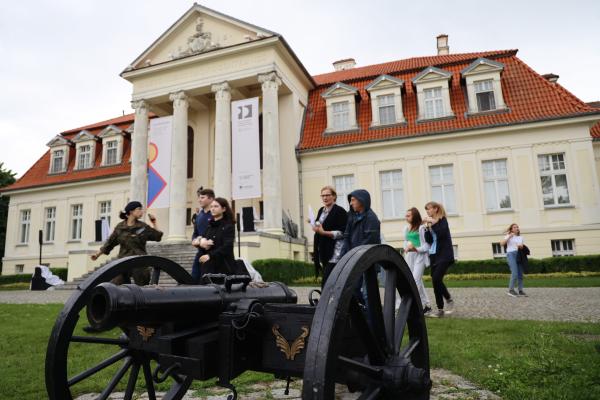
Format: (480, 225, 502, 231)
(429, 255, 452, 310)
(321, 262, 337, 288)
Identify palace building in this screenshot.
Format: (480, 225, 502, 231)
(3, 3, 600, 279)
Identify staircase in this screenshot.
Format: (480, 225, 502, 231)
(57, 243, 197, 290)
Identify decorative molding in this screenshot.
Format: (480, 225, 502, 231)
(72, 130, 97, 143)
(131, 99, 149, 114)
(321, 81, 358, 99)
(461, 58, 504, 76)
(258, 71, 282, 91)
(168, 17, 221, 61)
(272, 324, 309, 361)
(46, 135, 71, 148)
(365, 74, 404, 92)
(98, 125, 125, 138)
(169, 91, 189, 109)
(412, 66, 452, 83)
(211, 81, 231, 101)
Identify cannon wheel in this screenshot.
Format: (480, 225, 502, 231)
(303, 245, 431, 400)
(45, 255, 194, 400)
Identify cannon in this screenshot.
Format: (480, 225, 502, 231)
(46, 245, 432, 399)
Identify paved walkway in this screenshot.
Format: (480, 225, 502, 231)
(3, 286, 599, 322)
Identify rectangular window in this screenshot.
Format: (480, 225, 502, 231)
(551, 239, 575, 257)
(474, 79, 496, 111)
(377, 94, 396, 125)
(19, 210, 31, 244)
(332, 101, 350, 130)
(452, 244, 458, 260)
(98, 201, 111, 227)
(51, 149, 65, 173)
(429, 164, 456, 213)
(70, 204, 83, 240)
(44, 207, 56, 242)
(77, 145, 92, 169)
(482, 159, 511, 211)
(538, 153, 570, 206)
(105, 140, 118, 165)
(380, 170, 403, 219)
(492, 242, 507, 258)
(333, 174, 355, 211)
(424, 87, 444, 119)
(15, 264, 24, 274)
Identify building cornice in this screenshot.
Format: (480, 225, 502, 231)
(1, 174, 129, 195)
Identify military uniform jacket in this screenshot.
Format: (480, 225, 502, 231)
(100, 220, 163, 258)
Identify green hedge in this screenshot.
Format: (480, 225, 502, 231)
(0, 268, 68, 285)
(251, 255, 600, 284)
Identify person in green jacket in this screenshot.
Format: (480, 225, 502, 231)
(91, 201, 163, 285)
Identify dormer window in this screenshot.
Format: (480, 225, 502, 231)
(321, 82, 360, 133)
(412, 66, 454, 121)
(46, 135, 71, 174)
(98, 125, 125, 166)
(366, 75, 405, 127)
(73, 129, 97, 170)
(51, 149, 65, 173)
(461, 58, 507, 114)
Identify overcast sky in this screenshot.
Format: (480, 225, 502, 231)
(1, 0, 599, 177)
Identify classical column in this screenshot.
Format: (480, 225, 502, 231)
(258, 72, 283, 233)
(211, 82, 232, 200)
(167, 91, 189, 241)
(130, 99, 149, 206)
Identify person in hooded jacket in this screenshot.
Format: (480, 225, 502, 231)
(197, 197, 235, 279)
(340, 189, 381, 302)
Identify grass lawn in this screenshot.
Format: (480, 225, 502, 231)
(1, 304, 599, 399)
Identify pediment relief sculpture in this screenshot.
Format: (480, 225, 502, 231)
(169, 17, 221, 60)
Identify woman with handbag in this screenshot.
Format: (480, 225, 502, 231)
(500, 223, 527, 297)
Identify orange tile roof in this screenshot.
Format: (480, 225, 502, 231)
(589, 102, 600, 139)
(301, 50, 600, 151)
(4, 114, 141, 192)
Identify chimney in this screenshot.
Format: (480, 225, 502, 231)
(542, 73, 559, 83)
(437, 34, 449, 55)
(333, 58, 356, 71)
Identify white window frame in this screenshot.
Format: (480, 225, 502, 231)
(538, 153, 571, 206)
(70, 204, 83, 241)
(15, 264, 24, 274)
(332, 101, 350, 131)
(51, 149, 66, 173)
(77, 144, 92, 169)
(379, 170, 404, 219)
(98, 200, 111, 227)
(333, 174, 355, 211)
(482, 159, 511, 211)
(424, 87, 444, 119)
(44, 207, 56, 243)
(104, 140, 119, 166)
(474, 79, 496, 112)
(551, 239, 575, 257)
(452, 245, 458, 260)
(429, 164, 456, 214)
(19, 210, 31, 244)
(492, 242, 507, 258)
(377, 94, 396, 125)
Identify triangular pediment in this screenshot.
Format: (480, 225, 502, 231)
(72, 130, 96, 143)
(322, 82, 359, 99)
(366, 75, 404, 91)
(412, 66, 452, 84)
(126, 3, 278, 70)
(98, 125, 124, 138)
(461, 58, 504, 76)
(46, 135, 71, 148)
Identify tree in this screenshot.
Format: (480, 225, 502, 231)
(0, 162, 17, 274)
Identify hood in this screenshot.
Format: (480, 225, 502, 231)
(347, 189, 371, 212)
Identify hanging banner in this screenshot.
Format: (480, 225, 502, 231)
(231, 97, 261, 200)
(147, 116, 172, 208)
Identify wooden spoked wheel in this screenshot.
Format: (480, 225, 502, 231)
(45, 255, 194, 400)
(302, 245, 431, 400)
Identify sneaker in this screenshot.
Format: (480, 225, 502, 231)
(423, 306, 432, 316)
(426, 309, 445, 318)
(507, 289, 518, 297)
(445, 298, 454, 314)
(518, 290, 528, 297)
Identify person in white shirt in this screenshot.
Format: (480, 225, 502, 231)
(500, 223, 526, 297)
(402, 207, 432, 315)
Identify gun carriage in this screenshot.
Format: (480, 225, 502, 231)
(46, 245, 432, 399)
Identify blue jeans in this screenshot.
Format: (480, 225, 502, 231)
(506, 251, 524, 291)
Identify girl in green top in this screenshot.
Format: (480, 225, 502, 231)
(403, 207, 431, 315)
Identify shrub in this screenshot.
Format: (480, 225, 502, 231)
(448, 255, 600, 274)
(0, 274, 31, 285)
(50, 268, 68, 281)
(251, 258, 314, 284)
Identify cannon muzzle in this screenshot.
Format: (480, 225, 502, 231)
(87, 281, 297, 330)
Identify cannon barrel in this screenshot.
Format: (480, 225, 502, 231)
(87, 281, 297, 330)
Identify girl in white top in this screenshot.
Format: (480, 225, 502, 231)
(402, 207, 431, 314)
(500, 223, 526, 297)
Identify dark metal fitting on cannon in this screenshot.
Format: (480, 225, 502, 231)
(152, 362, 181, 384)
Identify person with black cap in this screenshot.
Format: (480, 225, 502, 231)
(90, 200, 163, 285)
